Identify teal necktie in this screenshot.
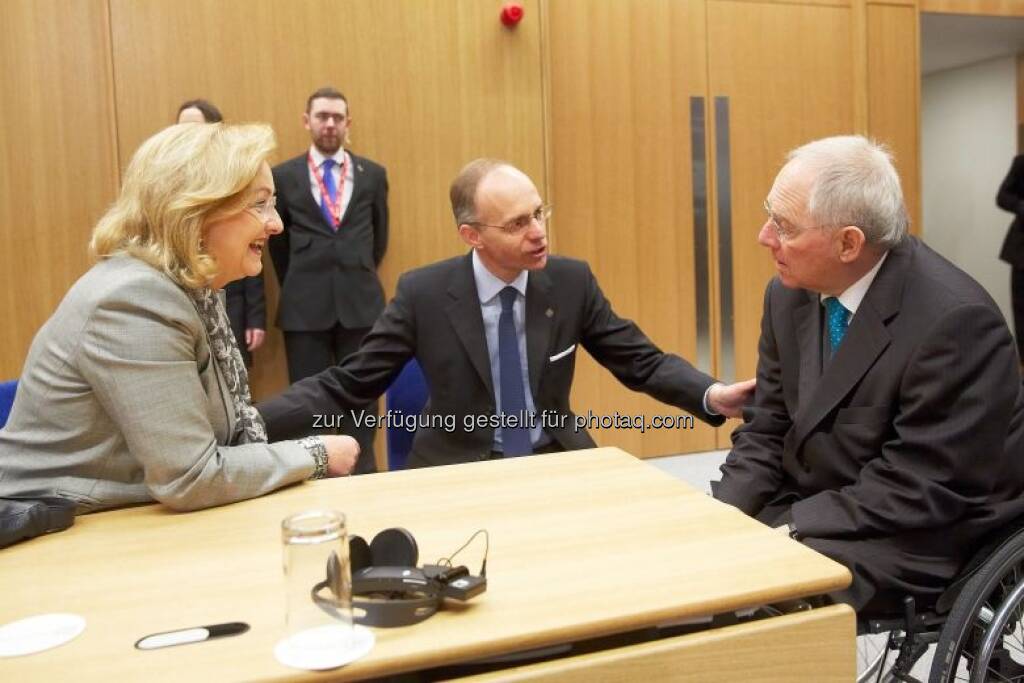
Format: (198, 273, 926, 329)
(824, 297, 849, 355)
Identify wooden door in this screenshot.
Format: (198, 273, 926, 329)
(867, 1, 921, 232)
(547, 0, 718, 456)
(706, 0, 857, 447)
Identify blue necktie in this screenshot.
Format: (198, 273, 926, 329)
(320, 159, 339, 230)
(498, 287, 532, 456)
(825, 297, 849, 355)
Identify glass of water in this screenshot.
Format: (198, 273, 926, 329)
(278, 509, 352, 665)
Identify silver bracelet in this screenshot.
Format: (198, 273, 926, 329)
(299, 436, 328, 480)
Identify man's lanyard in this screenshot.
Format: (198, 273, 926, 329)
(307, 152, 348, 227)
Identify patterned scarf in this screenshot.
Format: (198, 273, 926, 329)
(187, 287, 268, 444)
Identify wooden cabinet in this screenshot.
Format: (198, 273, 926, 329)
(547, 0, 918, 455)
(707, 0, 859, 447)
(548, 0, 718, 456)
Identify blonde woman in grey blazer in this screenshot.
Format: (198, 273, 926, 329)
(0, 123, 359, 514)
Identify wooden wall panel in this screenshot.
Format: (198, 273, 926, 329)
(921, 0, 1024, 16)
(548, 0, 718, 457)
(867, 2, 921, 232)
(0, 0, 120, 380)
(707, 0, 856, 447)
(717, 0, 852, 6)
(108, 0, 546, 413)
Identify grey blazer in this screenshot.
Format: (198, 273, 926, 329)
(0, 255, 314, 513)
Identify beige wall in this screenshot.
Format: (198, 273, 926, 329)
(922, 56, 1018, 328)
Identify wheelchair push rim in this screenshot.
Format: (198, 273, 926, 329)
(931, 535, 1024, 682)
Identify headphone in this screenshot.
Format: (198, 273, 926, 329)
(313, 528, 487, 628)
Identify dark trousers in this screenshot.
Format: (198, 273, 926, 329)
(755, 500, 949, 615)
(284, 325, 377, 474)
(1012, 268, 1024, 360)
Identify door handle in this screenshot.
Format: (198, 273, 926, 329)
(714, 95, 734, 383)
(689, 96, 711, 375)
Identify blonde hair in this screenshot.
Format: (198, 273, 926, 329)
(90, 123, 276, 288)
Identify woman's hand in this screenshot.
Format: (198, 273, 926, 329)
(321, 435, 360, 477)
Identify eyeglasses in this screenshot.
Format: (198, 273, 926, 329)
(247, 195, 278, 222)
(473, 205, 552, 235)
(763, 198, 831, 242)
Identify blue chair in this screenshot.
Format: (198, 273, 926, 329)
(0, 380, 17, 430)
(384, 359, 428, 471)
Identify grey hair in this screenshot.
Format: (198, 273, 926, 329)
(787, 135, 908, 249)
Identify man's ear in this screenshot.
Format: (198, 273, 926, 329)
(837, 226, 866, 263)
(458, 224, 482, 250)
(302, 112, 311, 131)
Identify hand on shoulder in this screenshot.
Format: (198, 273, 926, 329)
(708, 379, 756, 419)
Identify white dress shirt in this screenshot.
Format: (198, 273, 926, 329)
(821, 251, 889, 320)
(472, 251, 550, 451)
(307, 145, 354, 219)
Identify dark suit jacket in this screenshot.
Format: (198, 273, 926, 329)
(998, 154, 1024, 268)
(259, 253, 724, 468)
(269, 151, 388, 331)
(224, 275, 265, 365)
(715, 238, 1024, 594)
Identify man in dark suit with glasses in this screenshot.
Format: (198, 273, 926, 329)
(260, 158, 753, 468)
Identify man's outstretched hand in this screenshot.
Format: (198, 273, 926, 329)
(707, 379, 756, 418)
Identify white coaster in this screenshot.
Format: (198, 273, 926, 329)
(0, 613, 86, 657)
(274, 623, 374, 671)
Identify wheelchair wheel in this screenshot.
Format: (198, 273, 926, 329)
(857, 630, 897, 682)
(930, 531, 1024, 682)
(857, 627, 931, 683)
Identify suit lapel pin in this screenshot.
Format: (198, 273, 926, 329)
(545, 308, 554, 318)
(357, 163, 364, 173)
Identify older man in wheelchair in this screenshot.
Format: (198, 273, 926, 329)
(711, 135, 1024, 682)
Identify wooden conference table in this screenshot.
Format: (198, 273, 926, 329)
(0, 448, 854, 681)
